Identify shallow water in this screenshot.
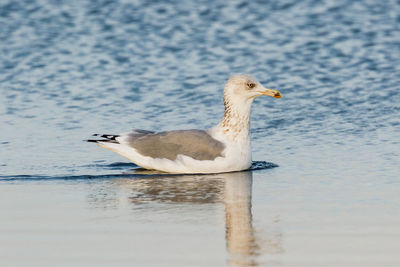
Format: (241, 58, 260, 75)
(1, 0, 399, 266)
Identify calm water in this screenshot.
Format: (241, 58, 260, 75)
(1, 0, 399, 266)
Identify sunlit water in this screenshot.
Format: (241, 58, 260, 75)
(1, 0, 399, 266)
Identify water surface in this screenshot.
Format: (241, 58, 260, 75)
(1, 0, 399, 266)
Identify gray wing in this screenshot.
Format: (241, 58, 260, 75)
(125, 130, 225, 161)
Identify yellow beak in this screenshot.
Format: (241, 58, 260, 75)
(261, 88, 282, 98)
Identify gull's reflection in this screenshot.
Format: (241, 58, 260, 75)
(88, 170, 282, 266)
(224, 172, 258, 266)
(122, 172, 225, 204)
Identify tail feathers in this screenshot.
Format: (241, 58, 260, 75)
(86, 134, 120, 143)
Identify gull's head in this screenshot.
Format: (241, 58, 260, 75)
(224, 74, 282, 100)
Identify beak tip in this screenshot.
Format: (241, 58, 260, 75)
(261, 88, 282, 98)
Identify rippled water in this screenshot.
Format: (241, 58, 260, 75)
(1, 0, 399, 266)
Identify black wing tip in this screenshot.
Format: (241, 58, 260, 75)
(86, 133, 120, 143)
(85, 139, 119, 143)
(85, 139, 100, 143)
(92, 134, 120, 140)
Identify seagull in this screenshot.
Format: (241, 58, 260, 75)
(87, 75, 281, 174)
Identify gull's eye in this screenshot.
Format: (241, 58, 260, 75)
(247, 82, 256, 89)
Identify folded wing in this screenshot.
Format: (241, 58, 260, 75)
(122, 129, 225, 161)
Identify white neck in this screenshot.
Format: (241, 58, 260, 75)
(215, 94, 254, 143)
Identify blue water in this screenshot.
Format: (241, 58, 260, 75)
(1, 0, 399, 266)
